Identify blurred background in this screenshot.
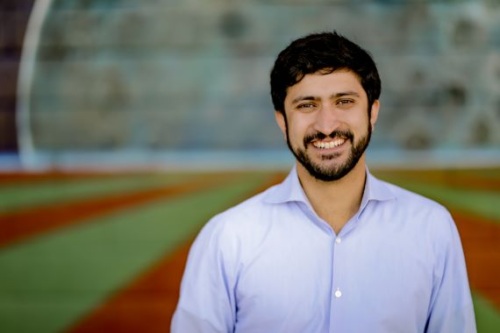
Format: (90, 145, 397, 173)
(0, 0, 499, 332)
(1, 0, 499, 169)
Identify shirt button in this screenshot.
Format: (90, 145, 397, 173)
(335, 237, 342, 244)
(335, 289, 342, 298)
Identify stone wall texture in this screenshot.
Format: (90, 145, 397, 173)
(21, 0, 500, 161)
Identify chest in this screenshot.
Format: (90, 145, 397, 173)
(232, 222, 434, 332)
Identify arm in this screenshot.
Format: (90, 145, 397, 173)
(425, 212, 476, 333)
(171, 217, 237, 333)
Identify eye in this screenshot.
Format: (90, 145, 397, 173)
(296, 102, 316, 110)
(337, 99, 354, 106)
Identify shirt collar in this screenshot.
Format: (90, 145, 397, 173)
(264, 164, 396, 206)
(359, 168, 396, 213)
(263, 165, 308, 204)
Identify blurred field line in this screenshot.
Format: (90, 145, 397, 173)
(0, 173, 250, 248)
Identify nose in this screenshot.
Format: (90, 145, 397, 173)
(314, 104, 340, 135)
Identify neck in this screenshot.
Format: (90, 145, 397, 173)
(297, 157, 367, 234)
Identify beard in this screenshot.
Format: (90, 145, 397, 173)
(286, 124, 372, 182)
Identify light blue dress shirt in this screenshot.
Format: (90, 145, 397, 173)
(171, 166, 476, 333)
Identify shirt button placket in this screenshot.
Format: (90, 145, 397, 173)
(330, 234, 343, 331)
(334, 237, 342, 300)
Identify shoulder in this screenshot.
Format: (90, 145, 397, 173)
(372, 176, 456, 234)
(195, 183, 282, 247)
(369, 177, 464, 263)
(209, 183, 281, 233)
(186, 183, 288, 275)
(378, 177, 450, 215)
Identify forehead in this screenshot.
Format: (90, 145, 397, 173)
(285, 69, 365, 102)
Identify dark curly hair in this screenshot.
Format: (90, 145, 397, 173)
(270, 31, 381, 114)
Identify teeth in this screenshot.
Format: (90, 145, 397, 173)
(313, 138, 345, 149)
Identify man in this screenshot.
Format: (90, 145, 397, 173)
(171, 31, 476, 332)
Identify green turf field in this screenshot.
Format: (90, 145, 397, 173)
(0, 168, 498, 332)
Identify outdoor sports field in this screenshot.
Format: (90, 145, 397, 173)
(0, 167, 498, 332)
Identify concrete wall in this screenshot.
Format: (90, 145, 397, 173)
(16, 0, 500, 168)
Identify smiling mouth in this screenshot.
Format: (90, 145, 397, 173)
(304, 130, 353, 151)
(312, 138, 346, 149)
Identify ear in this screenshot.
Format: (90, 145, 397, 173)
(274, 111, 287, 140)
(369, 100, 380, 131)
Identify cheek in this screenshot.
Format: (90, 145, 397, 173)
(349, 112, 371, 132)
(285, 119, 303, 142)
(288, 114, 313, 134)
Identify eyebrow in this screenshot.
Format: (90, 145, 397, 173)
(290, 91, 361, 105)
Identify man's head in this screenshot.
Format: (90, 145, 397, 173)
(270, 32, 381, 181)
(270, 31, 381, 115)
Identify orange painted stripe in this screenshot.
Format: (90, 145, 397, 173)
(65, 240, 192, 333)
(0, 171, 140, 185)
(64, 173, 285, 333)
(374, 168, 500, 192)
(0, 174, 235, 249)
(453, 210, 500, 310)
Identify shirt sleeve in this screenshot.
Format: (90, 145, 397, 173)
(425, 210, 477, 333)
(171, 216, 237, 333)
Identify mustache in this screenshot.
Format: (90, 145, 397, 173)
(303, 130, 354, 146)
